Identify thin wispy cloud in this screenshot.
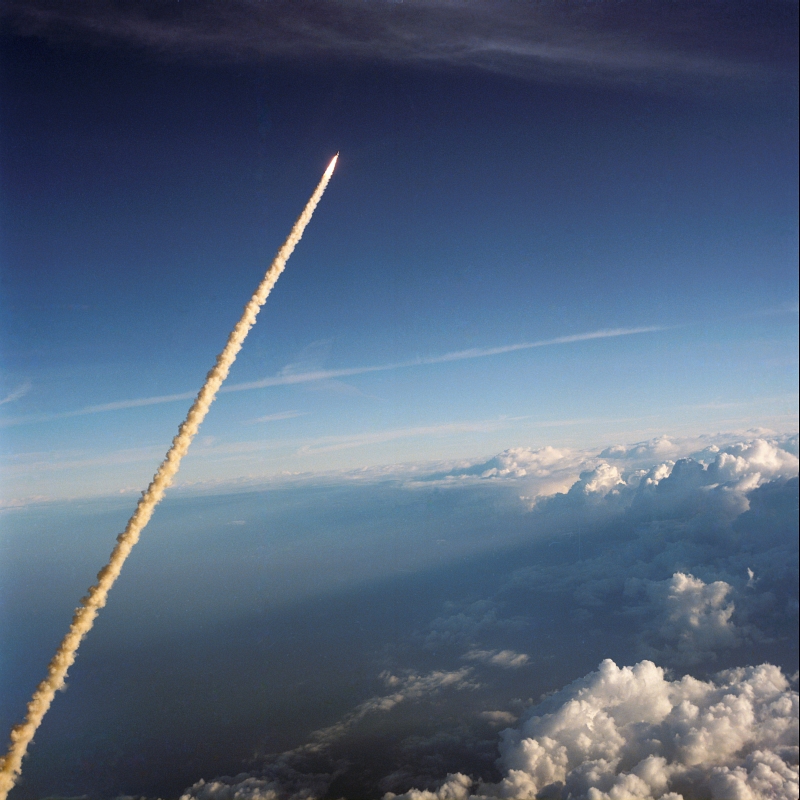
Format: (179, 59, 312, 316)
(756, 300, 800, 317)
(0, 382, 31, 406)
(3, 412, 651, 488)
(229, 327, 667, 391)
(1, 419, 510, 478)
(0, 326, 664, 428)
(243, 410, 307, 425)
(295, 418, 524, 456)
(3, 1, 792, 86)
(1, 444, 166, 476)
(679, 394, 800, 412)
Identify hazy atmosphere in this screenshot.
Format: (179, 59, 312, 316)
(1, 2, 798, 799)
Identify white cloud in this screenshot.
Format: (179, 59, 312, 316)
(305, 668, 480, 748)
(377, 441, 797, 798)
(600, 435, 680, 462)
(179, 668, 480, 800)
(0, 381, 31, 406)
(181, 776, 288, 800)
(710, 438, 800, 491)
(468, 446, 571, 479)
(389, 660, 799, 800)
(480, 711, 518, 728)
(430, 446, 588, 505)
(170, 431, 796, 800)
(380, 669, 480, 703)
(385, 773, 474, 800)
(495, 660, 798, 800)
(626, 573, 741, 666)
(464, 649, 529, 669)
(600, 432, 799, 474)
(7, 1, 786, 89)
(244, 411, 306, 424)
(433, 435, 797, 506)
(637, 436, 798, 494)
(570, 463, 626, 497)
(747, 568, 758, 588)
(621, 439, 798, 524)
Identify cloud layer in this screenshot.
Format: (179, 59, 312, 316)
(390, 659, 798, 800)
(171, 432, 797, 800)
(6, 431, 792, 797)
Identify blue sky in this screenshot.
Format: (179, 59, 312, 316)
(1, 32, 796, 502)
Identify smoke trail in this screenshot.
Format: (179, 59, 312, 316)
(0, 154, 338, 797)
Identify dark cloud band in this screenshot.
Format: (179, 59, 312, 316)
(3, 1, 796, 86)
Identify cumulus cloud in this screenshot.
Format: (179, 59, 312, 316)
(497, 660, 799, 800)
(569, 463, 627, 498)
(386, 772, 474, 800)
(711, 439, 800, 492)
(626, 573, 741, 666)
(181, 774, 323, 800)
(625, 440, 798, 525)
(420, 434, 796, 669)
(600, 435, 681, 462)
(459, 447, 570, 480)
(433, 435, 797, 506)
(509, 436, 797, 645)
(600, 432, 799, 467)
(525, 436, 799, 525)
(479, 712, 517, 728)
(631, 436, 797, 496)
(389, 660, 799, 800)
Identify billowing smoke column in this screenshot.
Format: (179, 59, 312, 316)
(0, 155, 339, 797)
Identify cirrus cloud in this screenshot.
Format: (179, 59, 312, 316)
(3, 0, 794, 89)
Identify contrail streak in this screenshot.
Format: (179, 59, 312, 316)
(0, 326, 666, 426)
(0, 154, 338, 797)
(227, 326, 666, 391)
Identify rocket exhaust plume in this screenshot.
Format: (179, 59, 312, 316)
(0, 154, 339, 797)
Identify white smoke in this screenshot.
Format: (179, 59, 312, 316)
(0, 156, 338, 797)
